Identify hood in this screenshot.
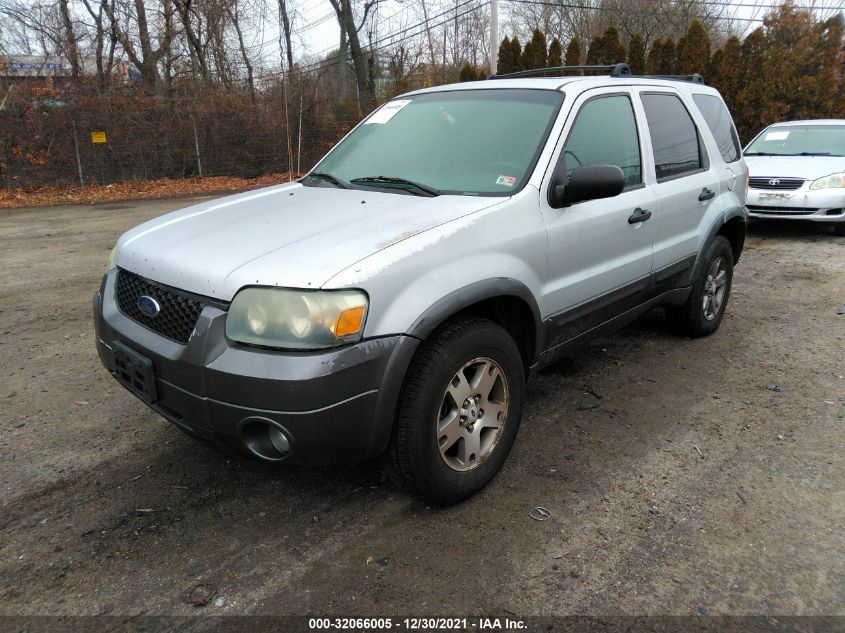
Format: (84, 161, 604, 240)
(115, 183, 503, 300)
(744, 154, 845, 181)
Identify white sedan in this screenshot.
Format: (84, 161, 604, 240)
(744, 119, 845, 235)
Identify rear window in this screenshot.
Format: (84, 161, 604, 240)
(641, 93, 704, 180)
(693, 94, 741, 163)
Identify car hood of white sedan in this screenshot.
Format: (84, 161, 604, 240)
(114, 182, 503, 301)
(744, 154, 845, 180)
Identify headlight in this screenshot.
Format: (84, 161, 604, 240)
(809, 172, 845, 190)
(226, 287, 368, 350)
(105, 246, 117, 272)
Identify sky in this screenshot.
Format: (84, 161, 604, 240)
(247, 0, 844, 75)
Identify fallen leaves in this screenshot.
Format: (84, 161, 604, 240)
(0, 173, 300, 209)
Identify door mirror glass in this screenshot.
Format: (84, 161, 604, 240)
(550, 164, 625, 207)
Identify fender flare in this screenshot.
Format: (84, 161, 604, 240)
(407, 277, 544, 366)
(691, 206, 748, 283)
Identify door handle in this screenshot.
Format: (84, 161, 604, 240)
(699, 188, 715, 201)
(628, 207, 652, 224)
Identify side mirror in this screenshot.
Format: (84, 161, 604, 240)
(550, 164, 626, 208)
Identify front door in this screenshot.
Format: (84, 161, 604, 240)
(540, 89, 657, 350)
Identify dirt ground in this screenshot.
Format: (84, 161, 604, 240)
(1, 197, 843, 619)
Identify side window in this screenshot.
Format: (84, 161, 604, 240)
(562, 95, 642, 188)
(692, 94, 741, 163)
(641, 93, 703, 180)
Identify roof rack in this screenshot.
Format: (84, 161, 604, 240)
(642, 73, 705, 84)
(490, 63, 632, 79)
(489, 63, 706, 84)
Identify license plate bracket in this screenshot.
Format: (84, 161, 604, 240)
(112, 341, 158, 403)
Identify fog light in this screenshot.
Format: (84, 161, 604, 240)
(268, 426, 290, 453)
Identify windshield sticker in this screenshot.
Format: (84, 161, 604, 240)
(495, 175, 516, 187)
(764, 131, 790, 141)
(365, 99, 412, 125)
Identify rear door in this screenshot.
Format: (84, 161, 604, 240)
(540, 87, 657, 350)
(635, 89, 723, 295)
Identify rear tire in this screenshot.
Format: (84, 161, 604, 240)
(667, 235, 734, 337)
(386, 317, 525, 505)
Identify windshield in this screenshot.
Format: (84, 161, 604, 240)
(745, 125, 845, 157)
(310, 89, 564, 196)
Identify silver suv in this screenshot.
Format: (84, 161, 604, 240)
(94, 65, 748, 504)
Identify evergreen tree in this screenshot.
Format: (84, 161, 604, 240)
(497, 36, 513, 74)
(510, 37, 523, 72)
(548, 36, 563, 67)
(530, 28, 548, 68)
(585, 35, 602, 64)
(709, 36, 741, 110)
(764, 5, 836, 123)
(520, 40, 535, 70)
(707, 48, 724, 88)
(565, 37, 582, 66)
(601, 26, 627, 64)
(627, 33, 645, 74)
(677, 19, 710, 74)
(815, 14, 845, 118)
(735, 28, 775, 141)
(646, 39, 664, 74)
(660, 38, 677, 74)
(459, 63, 480, 81)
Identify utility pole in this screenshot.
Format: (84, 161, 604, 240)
(489, 0, 498, 75)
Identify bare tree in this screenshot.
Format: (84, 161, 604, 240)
(328, 0, 381, 104)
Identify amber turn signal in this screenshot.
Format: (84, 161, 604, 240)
(334, 305, 366, 337)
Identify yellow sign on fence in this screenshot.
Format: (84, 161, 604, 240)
(91, 131, 107, 144)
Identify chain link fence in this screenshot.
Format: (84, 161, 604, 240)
(0, 80, 385, 189)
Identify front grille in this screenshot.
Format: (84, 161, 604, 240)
(749, 177, 805, 190)
(747, 205, 818, 215)
(115, 269, 208, 344)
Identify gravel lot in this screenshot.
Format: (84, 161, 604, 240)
(1, 197, 843, 618)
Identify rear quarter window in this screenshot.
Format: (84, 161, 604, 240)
(692, 94, 741, 163)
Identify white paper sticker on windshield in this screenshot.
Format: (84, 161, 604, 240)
(764, 131, 790, 141)
(365, 99, 412, 124)
(496, 175, 516, 187)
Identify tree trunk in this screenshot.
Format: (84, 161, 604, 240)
(58, 0, 81, 77)
(278, 0, 295, 72)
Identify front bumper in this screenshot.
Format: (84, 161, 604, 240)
(93, 269, 419, 464)
(746, 187, 845, 222)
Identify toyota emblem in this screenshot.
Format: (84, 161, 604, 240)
(768, 178, 780, 186)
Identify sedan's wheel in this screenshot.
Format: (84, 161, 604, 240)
(667, 235, 734, 337)
(387, 317, 524, 505)
(437, 357, 509, 472)
(834, 223, 845, 237)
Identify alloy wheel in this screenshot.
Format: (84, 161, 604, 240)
(702, 256, 728, 321)
(436, 357, 509, 472)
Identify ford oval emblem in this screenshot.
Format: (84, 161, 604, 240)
(137, 295, 161, 318)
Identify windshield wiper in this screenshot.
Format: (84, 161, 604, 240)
(796, 152, 836, 156)
(302, 172, 350, 189)
(349, 176, 440, 197)
(744, 152, 781, 156)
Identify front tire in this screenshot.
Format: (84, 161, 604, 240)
(387, 317, 525, 505)
(834, 223, 845, 237)
(667, 235, 734, 337)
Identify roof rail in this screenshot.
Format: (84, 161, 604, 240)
(637, 73, 706, 84)
(490, 63, 631, 79)
(488, 64, 706, 85)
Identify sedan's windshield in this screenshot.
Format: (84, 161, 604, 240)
(745, 125, 845, 157)
(309, 89, 564, 196)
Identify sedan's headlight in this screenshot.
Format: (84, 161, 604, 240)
(809, 172, 845, 190)
(226, 287, 368, 350)
(105, 246, 117, 272)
